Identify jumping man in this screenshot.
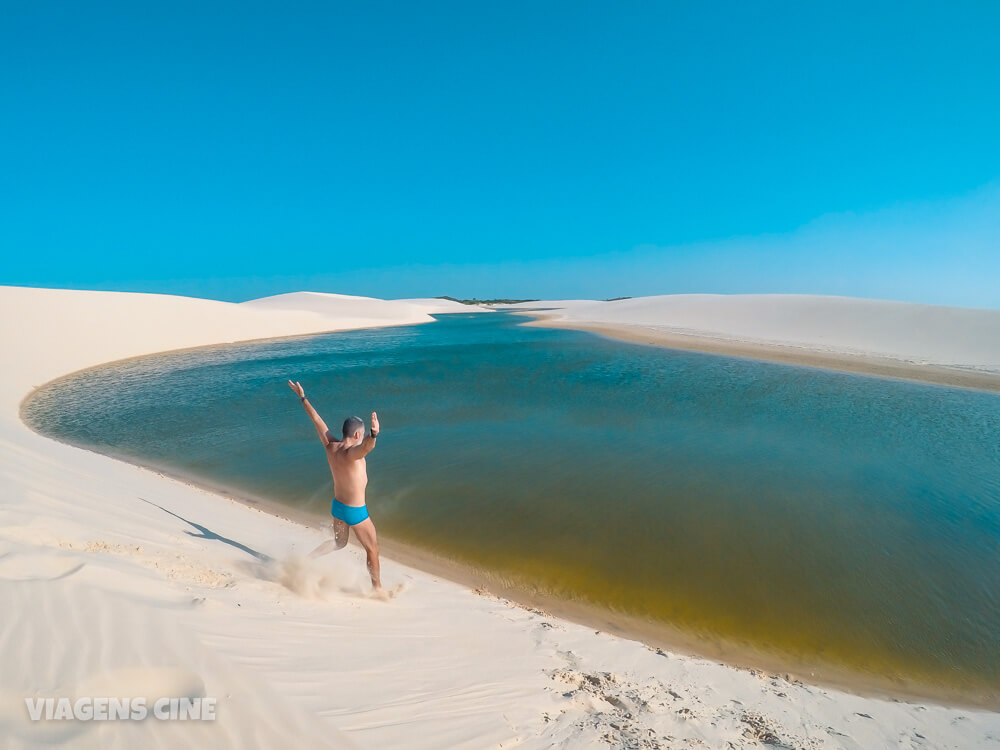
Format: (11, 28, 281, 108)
(287, 380, 383, 591)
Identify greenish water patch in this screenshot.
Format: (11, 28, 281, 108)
(23, 312, 1000, 698)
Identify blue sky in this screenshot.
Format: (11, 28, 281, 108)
(2, 2, 999, 306)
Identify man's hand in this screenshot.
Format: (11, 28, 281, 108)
(347, 411, 380, 459)
(288, 380, 305, 398)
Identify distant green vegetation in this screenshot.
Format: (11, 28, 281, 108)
(436, 296, 540, 305)
(604, 296, 633, 301)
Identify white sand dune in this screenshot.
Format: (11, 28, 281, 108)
(519, 294, 1000, 367)
(499, 299, 602, 310)
(391, 296, 495, 313)
(1, 284, 998, 748)
(243, 291, 491, 318)
(0, 286, 451, 418)
(504, 294, 1000, 388)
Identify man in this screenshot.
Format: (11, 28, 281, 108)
(287, 380, 383, 592)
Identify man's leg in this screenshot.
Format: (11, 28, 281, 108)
(308, 519, 350, 558)
(351, 518, 381, 590)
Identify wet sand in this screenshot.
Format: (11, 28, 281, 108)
(47, 436, 997, 712)
(521, 313, 1000, 393)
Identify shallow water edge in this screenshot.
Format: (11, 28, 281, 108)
(21, 328, 1000, 712)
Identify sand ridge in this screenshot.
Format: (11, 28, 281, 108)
(502, 294, 1000, 392)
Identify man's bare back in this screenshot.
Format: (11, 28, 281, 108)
(287, 380, 383, 591)
(325, 439, 369, 506)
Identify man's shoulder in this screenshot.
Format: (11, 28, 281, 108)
(329, 442, 362, 460)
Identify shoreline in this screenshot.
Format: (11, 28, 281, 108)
(518, 313, 1000, 394)
(21, 387, 1000, 712)
(6, 286, 999, 748)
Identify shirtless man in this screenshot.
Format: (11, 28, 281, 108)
(287, 380, 382, 591)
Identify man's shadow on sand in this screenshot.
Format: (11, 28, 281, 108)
(136, 497, 368, 598)
(138, 497, 271, 563)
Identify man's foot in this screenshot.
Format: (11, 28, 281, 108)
(368, 583, 405, 601)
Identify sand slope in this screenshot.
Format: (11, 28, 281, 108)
(502, 294, 1000, 390)
(506, 294, 1000, 369)
(242, 291, 491, 318)
(0, 287, 450, 418)
(2, 285, 998, 748)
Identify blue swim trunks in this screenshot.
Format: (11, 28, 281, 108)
(331, 498, 369, 526)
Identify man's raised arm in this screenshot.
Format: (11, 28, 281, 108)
(288, 380, 332, 446)
(347, 411, 379, 459)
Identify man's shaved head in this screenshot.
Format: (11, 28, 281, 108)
(342, 416, 365, 439)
